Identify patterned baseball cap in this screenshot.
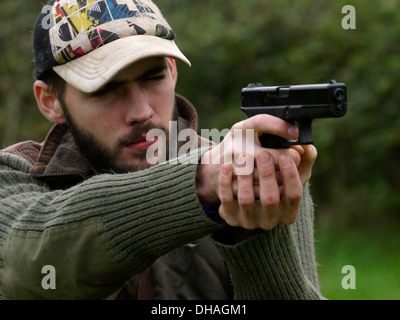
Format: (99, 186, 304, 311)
(33, 0, 191, 93)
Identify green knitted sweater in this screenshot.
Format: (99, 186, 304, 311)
(0, 96, 323, 300)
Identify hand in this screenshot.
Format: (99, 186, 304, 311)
(202, 114, 302, 175)
(197, 114, 303, 210)
(196, 114, 318, 234)
(229, 144, 317, 199)
(218, 151, 302, 231)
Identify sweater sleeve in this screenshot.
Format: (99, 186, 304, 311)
(212, 183, 325, 300)
(0, 149, 219, 299)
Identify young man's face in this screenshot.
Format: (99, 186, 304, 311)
(59, 57, 178, 173)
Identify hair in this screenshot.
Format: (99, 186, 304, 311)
(40, 69, 67, 101)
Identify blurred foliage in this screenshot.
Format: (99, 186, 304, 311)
(0, 1, 52, 145)
(315, 224, 400, 300)
(161, 0, 400, 226)
(1, 1, 400, 226)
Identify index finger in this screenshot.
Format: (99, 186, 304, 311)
(233, 114, 299, 141)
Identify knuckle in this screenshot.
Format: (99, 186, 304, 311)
(218, 193, 232, 204)
(252, 114, 269, 128)
(260, 220, 277, 231)
(219, 210, 239, 227)
(239, 200, 254, 211)
(231, 122, 244, 132)
(239, 215, 258, 230)
(218, 176, 230, 187)
(238, 191, 254, 208)
(286, 196, 302, 209)
(286, 197, 301, 211)
(242, 222, 257, 231)
(258, 165, 276, 179)
(218, 189, 234, 205)
(288, 199, 301, 209)
(238, 187, 253, 200)
(280, 215, 298, 225)
(289, 190, 303, 203)
(282, 164, 298, 177)
(230, 123, 239, 132)
(288, 150, 301, 167)
(218, 191, 234, 205)
(262, 193, 280, 207)
(250, 116, 262, 128)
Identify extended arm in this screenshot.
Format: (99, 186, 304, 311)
(195, 114, 324, 299)
(0, 149, 218, 299)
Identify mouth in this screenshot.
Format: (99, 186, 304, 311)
(125, 135, 158, 152)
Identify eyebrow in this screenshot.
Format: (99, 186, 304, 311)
(89, 60, 168, 96)
(136, 61, 168, 81)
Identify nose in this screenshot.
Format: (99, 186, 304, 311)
(124, 86, 154, 125)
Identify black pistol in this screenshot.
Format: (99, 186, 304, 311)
(241, 80, 347, 148)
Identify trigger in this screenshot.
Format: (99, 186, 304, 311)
(297, 120, 314, 145)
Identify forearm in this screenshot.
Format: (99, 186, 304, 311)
(212, 184, 324, 300)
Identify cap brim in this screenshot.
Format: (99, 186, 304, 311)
(53, 35, 191, 93)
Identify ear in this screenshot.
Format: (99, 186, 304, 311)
(34, 80, 67, 124)
(166, 58, 178, 84)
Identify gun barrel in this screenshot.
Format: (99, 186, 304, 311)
(241, 81, 347, 121)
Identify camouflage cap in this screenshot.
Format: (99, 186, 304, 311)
(33, 0, 190, 93)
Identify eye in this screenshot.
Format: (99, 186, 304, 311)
(145, 73, 166, 82)
(91, 82, 122, 97)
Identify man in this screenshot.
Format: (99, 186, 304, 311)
(0, 0, 322, 299)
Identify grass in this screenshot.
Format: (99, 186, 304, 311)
(314, 221, 400, 300)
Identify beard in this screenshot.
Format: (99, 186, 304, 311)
(60, 101, 178, 174)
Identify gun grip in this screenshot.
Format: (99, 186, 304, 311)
(259, 120, 314, 149)
(259, 134, 291, 149)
